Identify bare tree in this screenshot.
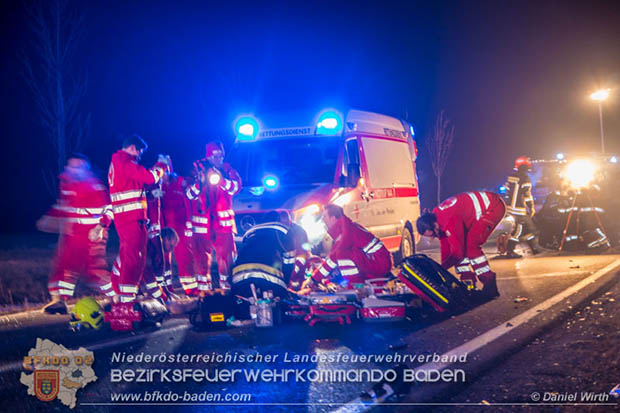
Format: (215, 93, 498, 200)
(21, 0, 90, 194)
(426, 110, 455, 204)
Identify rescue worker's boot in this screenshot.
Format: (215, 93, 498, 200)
(505, 241, 522, 259)
(42, 298, 68, 315)
(478, 272, 500, 299)
(166, 295, 199, 315)
(139, 298, 169, 324)
(527, 238, 541, 255)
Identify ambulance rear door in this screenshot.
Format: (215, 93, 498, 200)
(359, 135, 420, 251)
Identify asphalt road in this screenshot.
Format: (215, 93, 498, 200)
(1, 249, 619, 413)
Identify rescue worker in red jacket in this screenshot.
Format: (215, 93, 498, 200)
(108, 135, 167, 303)
(190, 141, 242, 291)
(37, 153, 115, 314)
(301, 204, 392, 291)
(186, 178, 213, 293)
(160, 159, 199, 295)
(416, 191, 505, 298)
(112, 227, 179, 301)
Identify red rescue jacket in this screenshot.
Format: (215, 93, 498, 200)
(41, 172, 112, 235)
(108, 150, 164, 224)
(161, 175, 193, 237)
(433, 191, 504, 268)
(189, 161, 242, 234)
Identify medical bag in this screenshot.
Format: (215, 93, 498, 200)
(397, 254, 469, 312)
(189, 293, 235, 330)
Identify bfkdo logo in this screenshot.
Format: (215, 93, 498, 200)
(34, 370, 60, 402)
(20, 338, 98, 409)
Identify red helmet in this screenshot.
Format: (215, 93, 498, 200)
(514, 156, 531, 170)
(205, 141, 225, 159)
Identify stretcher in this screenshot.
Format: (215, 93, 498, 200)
(396, 254, 469, 312)
(304, 292, 358, 326)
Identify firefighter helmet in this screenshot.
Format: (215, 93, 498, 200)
(514, 156, 532, 170)
(70, 297, 104, 331)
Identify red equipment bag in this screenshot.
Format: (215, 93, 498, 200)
(103, 299, 167, 331)
(360, 296, 406, 322)
(305, 292, 358, 326)
(397, 254, 469, 313)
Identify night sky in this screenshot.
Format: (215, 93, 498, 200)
(1, 0, 619, 232)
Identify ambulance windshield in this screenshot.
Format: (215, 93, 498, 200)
(229, 138, 340, 187)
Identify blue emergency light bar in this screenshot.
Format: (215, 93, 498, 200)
(316, 111, 343, 135)
(235, 116, 259, 141)
(263, 175, 279, 190)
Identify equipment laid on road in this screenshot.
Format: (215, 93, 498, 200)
(189, 294, 235, 330)
(70, 297, 104, 331)
(396, 254, 469, 312)
(305, 292, 358, 326)
(103, 299, 168, 332)
(255, 299, 275, 327)
(360, 296, 406, 322)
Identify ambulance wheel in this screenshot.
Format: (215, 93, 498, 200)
(399, 227, 415, 260)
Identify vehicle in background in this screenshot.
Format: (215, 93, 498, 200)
(531, 153, 619, 250)
(227, 108, 422, 261)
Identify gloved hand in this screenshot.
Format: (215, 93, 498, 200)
(324, 281, 339, 293)
(157, 154, 170, 165)
(88, 224, 104, 242)
(36, 216, 61, 234)
(300, 277, 316, 291)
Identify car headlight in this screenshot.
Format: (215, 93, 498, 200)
(293, 203, 326, 246)
(564, 159, 597, 189)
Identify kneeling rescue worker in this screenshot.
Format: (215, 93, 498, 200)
(301, 204, 392, 292)
(231, 211, 305, 316)
(416, 191, 505, 298)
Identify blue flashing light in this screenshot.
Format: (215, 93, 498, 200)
(263, 175, 279, 190)
(249, 186, 265, 196)
(498, 185, 507, 194)
(235, 117, 259, 141)
(409, 125, 415, 137)
(316, 111, 343, 135)
(610, 156, 618, 164)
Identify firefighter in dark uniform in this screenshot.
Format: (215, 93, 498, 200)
(230, 211, 307, 317)
(505, 156, 540, 258)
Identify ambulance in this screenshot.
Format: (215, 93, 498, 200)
(228, 108, 422, 260)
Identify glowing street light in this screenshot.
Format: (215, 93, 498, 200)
(590, 89, 610, 101)
(589, 88, 611, 154)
